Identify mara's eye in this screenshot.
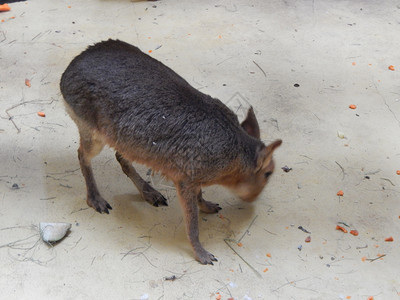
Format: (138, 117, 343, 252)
(264, 171, 272, 178)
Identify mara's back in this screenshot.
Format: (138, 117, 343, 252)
(60, 40, 259, 177)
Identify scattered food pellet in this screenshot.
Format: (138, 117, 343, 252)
(237, 242, 243, 247)
(0, 3, 11, 11)
(263, 267, 269, 272)
(346, 296, 351, 299)
(266, 253, 271, 258)
(396, 170, 400, 175)
(350, 230, 359, 236)
(337, 190, 344, 196)
(148, 50, 152, 53)
(384, 236, 394, 242)
(337, 131, 345, 139)
(361, 256, 367, 262)
(305, 236, 311, 243)
(388, 65, 395, 71)
(216, 293, 221, 300)
(25, 79, 31, 87)
(37, 111, 46, 117)
(349, 104, 357, 109)
(367, 297, 374, 300)
(336, 225, 348, 233)
(352, 62, 356, 66)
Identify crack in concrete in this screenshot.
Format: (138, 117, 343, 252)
(373, 82, 400, 128)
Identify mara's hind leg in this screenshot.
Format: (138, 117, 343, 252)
(115, 152, 168, 207)
(197, 190, 221, 214)
(77, 128, 112, 214)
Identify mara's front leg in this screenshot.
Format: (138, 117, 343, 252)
(175, 182, 218, 265)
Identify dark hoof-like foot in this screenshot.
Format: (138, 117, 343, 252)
(142, 184, 168, 207)
(87, 194, 112, 214)
(198, 198, 221, 214)
(196, 248, 218, 265)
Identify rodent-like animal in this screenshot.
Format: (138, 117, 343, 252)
(60, 39, 281, 264)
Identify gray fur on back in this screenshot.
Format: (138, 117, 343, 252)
(60, 40, 261, 179)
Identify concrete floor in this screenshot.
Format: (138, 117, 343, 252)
(1, 0, 400, 299)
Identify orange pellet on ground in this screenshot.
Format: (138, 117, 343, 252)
(25, 79, 31, 87)
(148, 50, 152, 53)
(336, 225, 348, 233)
(350, 230, 359, 236)
(0, 4, 11, 11)
(237, 242, 243, 247)
(396, 170, 400, 175)
(305, 236, 311, 243)
(346, 296, 351, 299)
(37, 111, 46, 117)
(349, 104, 357, 109)
(388, 65, 395, 71)
(215, 293, 221, 300)
(367, 297, 374, 300)
(266, 253, 271, 258)
(337, 190, 344, 196)
(384, 236, 394, 242)
(352, 62, 356, 66)
(361, 256, 367, 262)
(263, 267, 269, 272)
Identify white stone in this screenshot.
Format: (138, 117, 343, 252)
(39, 222, 71, 243)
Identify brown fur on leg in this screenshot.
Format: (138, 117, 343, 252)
(77, 129, 112, 214)
(197, 190, 221, 214)
(115, 152, 168, 207)
(176, 182, 217, 264)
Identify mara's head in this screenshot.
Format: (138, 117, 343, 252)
(230, 107, 282, 202)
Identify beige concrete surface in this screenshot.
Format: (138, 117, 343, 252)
(1, 0, 400, 299)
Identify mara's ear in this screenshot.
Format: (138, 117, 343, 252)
(255, 139, 282, 172)
(241, 107, 260, 139)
